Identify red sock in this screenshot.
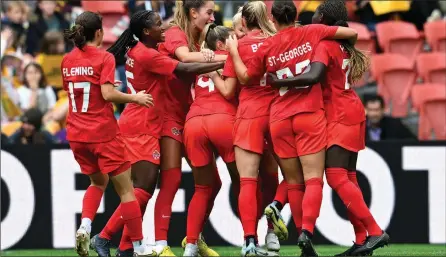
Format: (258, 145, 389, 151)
(205, 167, 222, 221)
(81, 186, 104, 221)
(119, 188, 152, 250)
(154, 167, 182, 241)
(274, 180, 288, 206)
(347, 171, 368, 244)
(120, 200, 143, 242)
(287, 183, 305, 235)
(326, 168, 381, 237)
(186, 185, 213, 244)
(302, 178, 323, 235)
(239, 178, 258, 238)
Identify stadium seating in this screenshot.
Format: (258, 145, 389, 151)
(411, 84, 446, 140)
(371, 53, 417, 117)
(375, 21, 423, 65)
(81, 1, 125, 14)
(348, 22, 376, 54)
(424, 20, 446, 52)
(416, 53, 446, 85)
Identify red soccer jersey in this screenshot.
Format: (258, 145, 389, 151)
(158, 26, 197, 123)
(312, 40, 366, 125)
(187, 51, 237, 121)
(247, 25, 338, 122)
(223, 30, 276, 119)
(62, 45, 118, 143)
(119, 42, 179, 138)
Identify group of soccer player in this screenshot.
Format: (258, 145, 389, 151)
(62, 0, 391, 257)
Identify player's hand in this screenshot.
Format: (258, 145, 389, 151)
(226, 35, 238, 53)
(201, 49, 215, 62)
(134, 90, 154, 108)
(267, 72, 281, 88)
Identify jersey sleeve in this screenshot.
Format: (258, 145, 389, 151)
(141, 49, 179, 75)
(163, 27, 189, 56)
(308, 24, 338, 42)
(222, 55, 236, 78)
(312, 42, 331, 66)
(100, 53, 116, 85)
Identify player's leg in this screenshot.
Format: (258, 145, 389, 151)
(292, 110, 327, 257)
(154, 121, 183, 256)
(70, 142, 107, 257)
(269, 119, 304, 249)
(182, 116, 219, 257)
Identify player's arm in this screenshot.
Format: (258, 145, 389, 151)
(227, 42, 250, 84)
(267, 62, 327, 88)
(175, 46, 227, 63)
(101, 83, 154, 108)
(210, 72, 237, 100)
(174, 62, 225, 76)
(332, 27, 358, 45)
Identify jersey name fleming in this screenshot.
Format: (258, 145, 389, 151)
(62, 67, 94, 77)
(268, 42, 313, 67)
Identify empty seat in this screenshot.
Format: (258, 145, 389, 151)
(348, 22, 376, 53)
(371, 53, 417, 117)
(416, 53, 446, 85)
(424, 21, 446, 52)
(411, 84, 446, 140)
(81, 1, 125, 14)
(375, 21, 423, 65)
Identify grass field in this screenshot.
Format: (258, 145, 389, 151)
(2, 245, 445, 256)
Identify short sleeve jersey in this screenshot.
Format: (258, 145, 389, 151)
(158, 26, 197, 123)
(223, 30, 276, 119)
(312, 40, 366, 125)
(119, 42, 179, 138)
(187, 51, 237, 121)
(247, 25, 338, 122)
(62, 45, 117, 143)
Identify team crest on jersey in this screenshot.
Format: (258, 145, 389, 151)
(153, 150, 161, 160)
(171, 127, 181, 136)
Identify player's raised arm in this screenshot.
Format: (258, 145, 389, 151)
(332, 26, 358, 45)
(226, 35, 250, 84)
(175, 46, 227, 63)
(174, 61, 225, 76)
(209, 71, 237, 100)
(267, 62, 327, 89)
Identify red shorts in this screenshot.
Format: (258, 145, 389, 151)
(122, 134, 161, 165)
(69, 136, 131, 176)
(233, 116, 270, 154)
(162, 120, 184, 143)
(270, 109, 327, 158)
(327, 121, 366, 152)
(184, 114, 235, 167)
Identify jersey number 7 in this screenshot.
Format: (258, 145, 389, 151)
(69, 82, 90, 112)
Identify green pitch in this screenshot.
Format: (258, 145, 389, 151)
(1, 245, 445, 256)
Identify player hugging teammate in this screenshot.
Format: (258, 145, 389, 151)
(63, 1, 389, 257)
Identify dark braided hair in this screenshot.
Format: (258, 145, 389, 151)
(107, 10, 158, 59)
(271, 0, 297, 26)
(317, 0, 369, 82)
(64, 11, 102, 50)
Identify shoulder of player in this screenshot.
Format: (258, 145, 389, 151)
(166, 25, 185, 36)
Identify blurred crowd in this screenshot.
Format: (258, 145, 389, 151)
(1, 0, 444, 145)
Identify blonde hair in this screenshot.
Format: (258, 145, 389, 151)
(200, 24, 233, 51)
(170, 0, 207, 52)
(241, 1, 276, 37)
(232, 6, 243, 27)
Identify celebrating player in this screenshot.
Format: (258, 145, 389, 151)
(210, 2, 286, 256)
(226, 1, 359, 255)
(88, 10, 224, 257)
(231, 6, 290, 252)
(154, 1, 226, 256)
(183, 23, 238, 257)
(62, 11, 155, 257)
(267, 1, 390, 256)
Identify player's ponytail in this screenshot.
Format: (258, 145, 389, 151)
(317, 0, 370, 82)
(241, 1, 276, 38)
(64, 11, 102, 51)
(200, 23, 233, 51)
(271, 0, 297, 26)
(107, 10, 157, 59)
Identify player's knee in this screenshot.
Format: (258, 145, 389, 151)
(89, 173, 109, 190)
(326, 172, 349, 191)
